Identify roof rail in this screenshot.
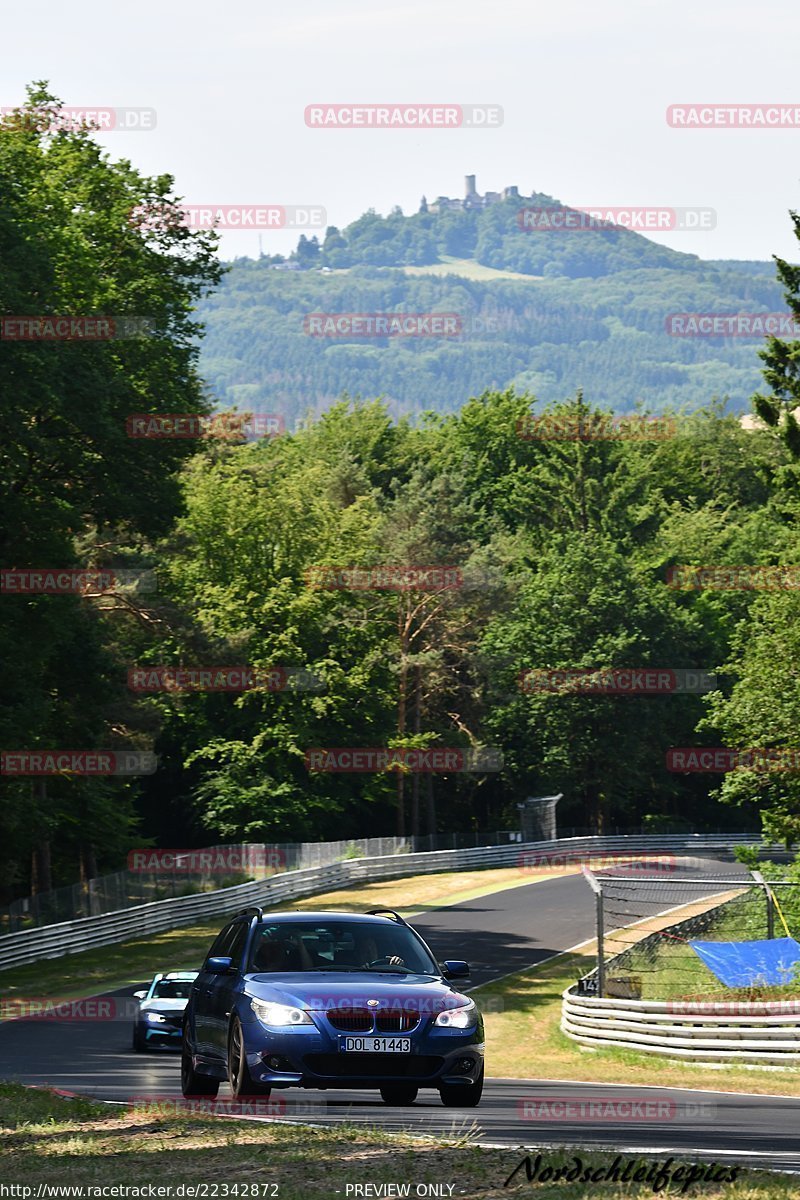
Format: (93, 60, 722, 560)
(365, 908, 409, 925)
(238, 906, 264, 920)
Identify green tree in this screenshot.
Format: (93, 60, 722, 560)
(751, 209, 800, 454)
(0, 84, 220, 894)
(481, 535, 705, 832)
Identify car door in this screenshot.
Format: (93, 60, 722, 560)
(205, 921, 250, 1057)
(194, 922, 239, 1056)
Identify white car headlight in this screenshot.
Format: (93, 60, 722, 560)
(250, 998, 312, 1027)
(145, 1012, 167, 1023)
(435, 999, 477, 1028)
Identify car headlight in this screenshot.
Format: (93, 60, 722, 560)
(145, 1012, 167, 1023)
(250, 998, 312, 1027)
(435, 999, 477, 1028)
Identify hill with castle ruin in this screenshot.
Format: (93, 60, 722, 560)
(196, 176, 784, 425)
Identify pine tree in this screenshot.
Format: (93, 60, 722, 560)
(751, 210, 800, 455)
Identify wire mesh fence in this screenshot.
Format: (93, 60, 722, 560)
(579, 865, 800, 1001)
(0, 829, 522, 932)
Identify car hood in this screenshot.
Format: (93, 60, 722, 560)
(244, 971, 470, 1014)
(139, 998, 189, 1013)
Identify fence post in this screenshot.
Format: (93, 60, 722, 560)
(751, 870, 774, 938)
(582, 867, 604, 997)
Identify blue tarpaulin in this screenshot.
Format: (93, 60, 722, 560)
(689, 937, 800, 987)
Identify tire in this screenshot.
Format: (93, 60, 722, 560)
(379, 1084, 418, 1106)
(132, 1027, 146, 1053)
(439, 1065, 484, 1108)
(181, 1027, 219, 1098)
(228, 1017, 271, 1098)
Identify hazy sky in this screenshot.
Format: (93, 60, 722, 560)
(3, 0, 799, 263)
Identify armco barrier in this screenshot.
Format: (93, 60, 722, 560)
(3, 832, 522, 932)
(0, 834, 761, 972)
(561, 989, 800, 1064)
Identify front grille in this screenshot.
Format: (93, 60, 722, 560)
(326, 1009, 372, 1032)
(325, 1009, 422, 1033)
(304, 1053, 444, 1079)
(376, 1012, 420, 1033)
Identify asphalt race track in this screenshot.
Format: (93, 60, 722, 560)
(3, 855, 800, 1173)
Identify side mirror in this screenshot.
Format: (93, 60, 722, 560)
(442, 960, 470, 979)
(133, 990, 147, 1000)
(206, 956, 234, 974)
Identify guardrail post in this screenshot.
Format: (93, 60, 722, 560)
(751, 870, 774, 938)
(582, 867, 604, 997)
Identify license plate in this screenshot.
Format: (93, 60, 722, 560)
(341, 1036, 411, 1053)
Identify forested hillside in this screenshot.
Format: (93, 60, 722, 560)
(197, 197, 784, 422)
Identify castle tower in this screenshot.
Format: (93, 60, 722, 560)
(465, 174, 477, 198)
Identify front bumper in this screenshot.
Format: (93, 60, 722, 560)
(137, 1018, 182, 1047)
(240, 1011, 484, 1090)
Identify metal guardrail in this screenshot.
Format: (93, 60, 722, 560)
(561, 989, 800, 1063)
(0, 833, 762, 972)
(1, 830, 524, 932)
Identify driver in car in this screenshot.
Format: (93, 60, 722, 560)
(355, 933, 406, 968)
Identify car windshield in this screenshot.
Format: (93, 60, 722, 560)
(150, 980, 195, 999)
(248, 920, 438, 975)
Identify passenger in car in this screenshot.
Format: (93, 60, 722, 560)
(252, 940, 285, 972)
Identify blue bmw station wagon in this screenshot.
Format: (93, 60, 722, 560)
(181, 907, 484, 1106)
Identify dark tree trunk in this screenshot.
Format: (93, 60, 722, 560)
(80, 842, 98, 885)
(30, 779, 52, 894)
(426, 774, 436, 838)
(410, 665, 421, 838)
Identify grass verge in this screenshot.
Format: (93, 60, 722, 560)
(0, 1083, 794, 1199)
